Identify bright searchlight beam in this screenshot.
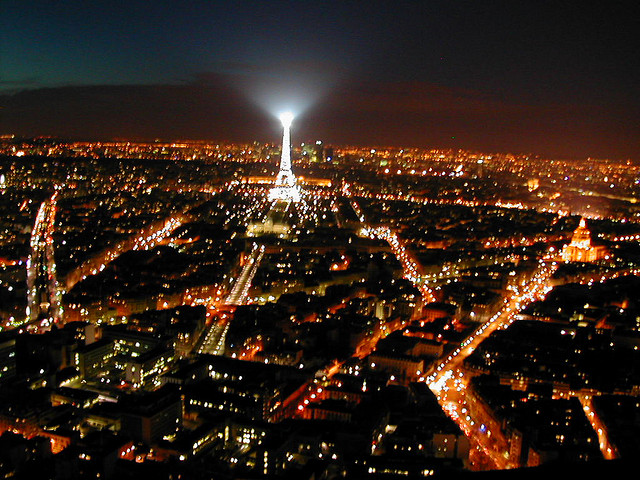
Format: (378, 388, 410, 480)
(280, 111, 294, 128)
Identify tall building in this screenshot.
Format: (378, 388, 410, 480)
(562, 218, 609, 262)
(269, 112, 301, 202)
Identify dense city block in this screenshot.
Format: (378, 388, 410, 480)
(0, 136, 638, 479)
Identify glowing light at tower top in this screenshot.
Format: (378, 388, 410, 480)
(280, 111, 294, 128)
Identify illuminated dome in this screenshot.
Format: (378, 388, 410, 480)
(562, 217, 609, 263)
(569, 218, 592, 249)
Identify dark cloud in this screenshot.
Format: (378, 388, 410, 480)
(0, 83, 266, 142)
(1, 78, 638, 160)
(0, 77, 43, 95)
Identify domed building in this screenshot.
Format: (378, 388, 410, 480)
(562, 218, 609, 262)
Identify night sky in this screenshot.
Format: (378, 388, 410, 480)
(1, 1, 639, 159)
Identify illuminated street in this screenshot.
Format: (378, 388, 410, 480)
(225, 243, 265, 306)
(197, 243, 265, 356)
(425, 256, 560, 469)
(26, 191, 62, 329)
